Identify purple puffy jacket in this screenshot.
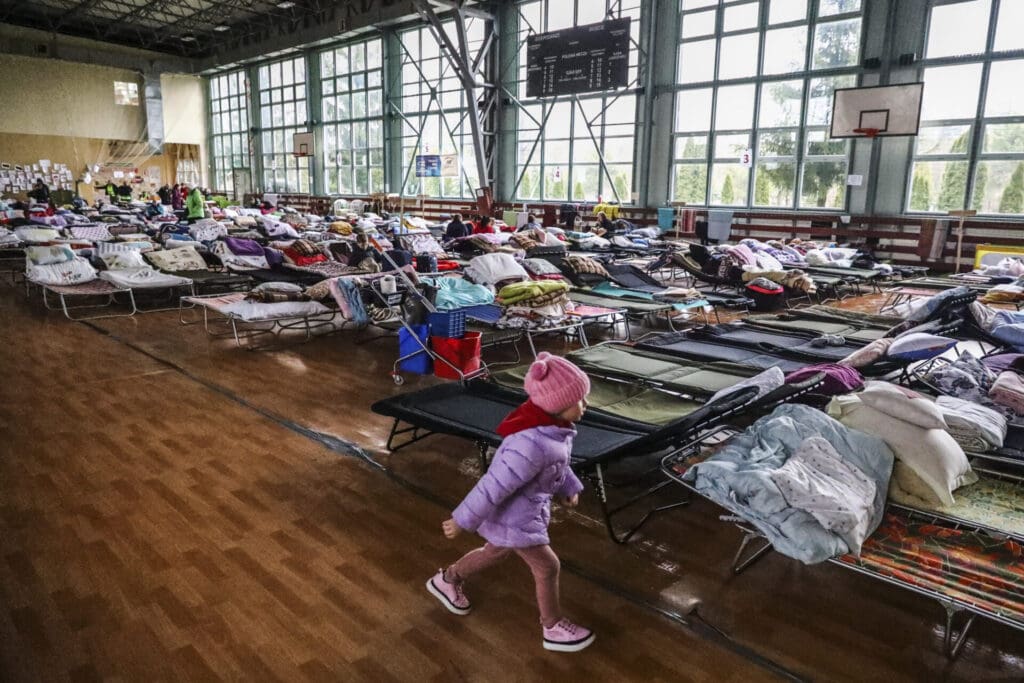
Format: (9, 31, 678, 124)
(452, 425, 584, 548)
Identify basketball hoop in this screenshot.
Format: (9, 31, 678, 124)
(853, 127, 881, 138)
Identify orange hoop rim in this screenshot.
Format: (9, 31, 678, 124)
(852, 127, 881, 138)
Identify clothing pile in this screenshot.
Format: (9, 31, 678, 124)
(684, 403, 893, 564)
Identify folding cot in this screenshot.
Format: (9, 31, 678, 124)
(667, 250, 848, 304)
(602, 263, 754, 312)
(90, 267, 194, 314)
(24, 253, 141, 320)
(33, 278, 138, 320)
(743, 312, 892, 343)
(634, 325, 909, 373)
(462, 301, 629, 357)
(372, 374, 823, 543)
(179, 292, 342, 349)
(661, 426, 1024, 658)
(745, 304, 903, 337)
(567, 289, 681, 333)
(372, 379, 758, 542)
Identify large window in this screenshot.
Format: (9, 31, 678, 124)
(672, 0, 863, 209)
(257, 56, 311, 193)
(908, 0, 1024, 215)
(397, 22, 484, 199)
(321, 37, 386, 195)
(209, 71, 251, 194)
(513, 0, 642, 203)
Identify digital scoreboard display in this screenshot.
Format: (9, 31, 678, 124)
(526, 18, 631, 98)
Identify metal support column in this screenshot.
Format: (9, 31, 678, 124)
(411, 0, 498, 193)
(307, 49, 325, 197)
(246, 63, 265, 194)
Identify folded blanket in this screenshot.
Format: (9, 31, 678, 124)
(563, 255, 609, 278)
(246, 290, 310, 303)
(424, 277, 495, 310)
(990, 371, 1024, 416)
(683, 403, 893, 564)
(497, 280, 569, 305)
(935, 395, 1007, 451)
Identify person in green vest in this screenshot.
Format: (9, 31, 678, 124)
(186, 186, 205, 223)
(104, 181, 117, 203)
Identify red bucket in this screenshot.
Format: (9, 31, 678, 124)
(431, 332, 482, 380)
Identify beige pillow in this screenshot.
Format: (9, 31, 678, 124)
(145, 246, 207, 272)
(858, 381, 947, 430)
(827, 395, 976, 506)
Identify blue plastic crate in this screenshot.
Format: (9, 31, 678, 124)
(428, 310, 467, 338)
(398, 324, 432, 374)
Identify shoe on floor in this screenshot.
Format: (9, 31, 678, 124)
(542, 618, 595, 652)
(426, 569, 471, 616)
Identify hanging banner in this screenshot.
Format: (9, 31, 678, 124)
(440, 155, 459, 177)
(415, 155, 442, 177)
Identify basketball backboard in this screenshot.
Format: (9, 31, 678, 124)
(830, 83, 924, 138)
(292, 131, 314, 157)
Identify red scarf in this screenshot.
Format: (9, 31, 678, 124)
(496, 400, 571, 438)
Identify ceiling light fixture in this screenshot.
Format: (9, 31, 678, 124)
(181, 35, 197, 42)
(214, 25, 230, 32)
(277, 1, 296, 8)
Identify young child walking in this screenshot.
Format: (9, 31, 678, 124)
(427, 352, 595, 652)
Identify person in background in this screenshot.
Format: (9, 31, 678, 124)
(524, 213, 542, 231)
(185, 186, 206, 223)
(171, 184, 183, 211)
(349, 230, 382, 272)
(157, 185, 172, 205)
(105, 181, 117, 203)
(472, 215, 496, 235)
(428, 353, 596, 653)
(116, 182, 132, 201)
(593, 211, 614, 237)
(445, 213, 470, 241)
(27, 178, 50, 205)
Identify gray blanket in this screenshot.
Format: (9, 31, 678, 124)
(684, 404, 894, 564)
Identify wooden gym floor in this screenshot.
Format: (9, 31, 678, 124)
(1, 282, 1022, 682)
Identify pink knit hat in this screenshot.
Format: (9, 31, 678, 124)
(524, 352, 591, 415)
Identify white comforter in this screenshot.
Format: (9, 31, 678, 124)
(100, 268, 192, 289)
(220, 300, 332, 322)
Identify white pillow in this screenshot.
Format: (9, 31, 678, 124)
(252, 282, 303, 293)
(101, 250, 148, 270)
(25, 245, 74, 266)
(15, 227, 61, 243)
(827, 395, 976, 506)
(887, 332, 957, 360)
(27, 257, 97, 286)
(857, 381, 947, 430)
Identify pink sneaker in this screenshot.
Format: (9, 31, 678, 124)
(426, 569, 471, 616)
(542, 618, 595, 652)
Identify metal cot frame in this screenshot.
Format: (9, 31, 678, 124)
(660, 426, 1024, 659)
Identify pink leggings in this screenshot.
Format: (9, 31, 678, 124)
(446, 543, 561, 627)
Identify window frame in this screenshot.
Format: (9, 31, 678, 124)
(671, 0, 864, 211)
(906, 0, 1024, 216)
(256, 56, 312, 194)
(510, 0, 643, 205)
(320, 36, 387, 196)
(208, 70, 251, 195)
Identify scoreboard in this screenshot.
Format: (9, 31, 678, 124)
(526, 18, 631, 98)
